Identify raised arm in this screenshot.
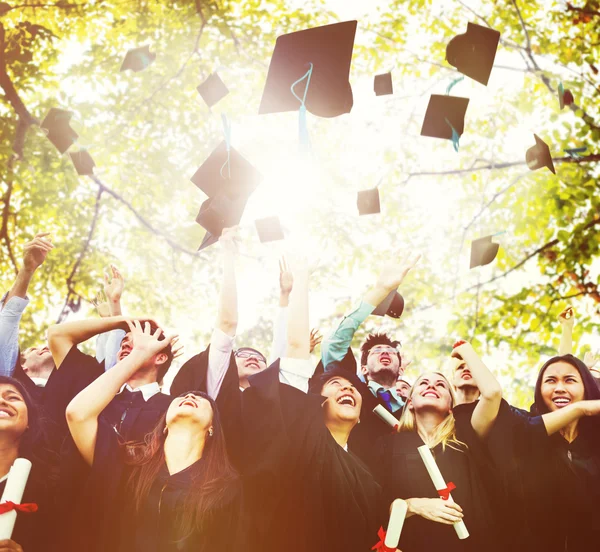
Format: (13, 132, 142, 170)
(66, 321, 175, 465)
(0, 233, 53, 376)
(215, 227, 239, 337)
(321, 252, 420, 368)
(48, 315, 128, 368)
(557, 307, 574, 356)
(541, 399, 600, 436)
(270, 257, 292, 363)
(452, 341, 502, 439)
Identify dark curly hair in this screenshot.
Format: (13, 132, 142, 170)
(360, 332, 401, 368)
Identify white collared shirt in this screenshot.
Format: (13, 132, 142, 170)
(118, 381, 161, 402)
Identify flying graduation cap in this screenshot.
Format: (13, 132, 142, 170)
(372, 290, 405, 319)
(357, 187, 381, 216)
(255, 216, 285, 243)
(526, 134, 556, 174)
(258, 21, 357, 118)
(191, 141, 262, 250)
(40, 108, 79, 154)
(421, 95, 469, 141)
(558, 82, 574, 110)
(120, 45, 156, 73)
(446, 22, 500, 86)
(197, 72, 229, 108)
(470, 235, 500, 269)
(69, 150, 95, 175)
(374, 72, 393, 96)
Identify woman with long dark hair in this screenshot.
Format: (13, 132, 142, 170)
(0, 375, 58, 552)
(65, 321, 243, 552)
(376, 342, 504, 552)
(493, 354, 600, 552)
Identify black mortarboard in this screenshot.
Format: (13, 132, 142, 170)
(558, 83, 574, 110)
(40, 108, 78, 154)
(195, 195, 247, 238)
(372, 290, 405, 319)
(69, 150, 95, 175)
(197, 72, 229, 108)
(470, 235, 499, 269)
(420, 95, 469, 140)
(446, 22, 500, 86)
(120, 45, 156, 72)
(258, 21, 357, 118)
(198, 231, 219, 252)
(526, 134, 555, 174)
(255, 217, 285, 243)
(190, 141, 262, 200)
(357, 188, 381, 216)
(374, 72, 393, 96)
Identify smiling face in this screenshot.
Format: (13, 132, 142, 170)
(21, 345, 55, 380)
(235, 348, 267, 386)
(361, 345, 401, 386)
(408, 372, 453, 416)
(321, 376, 362, 426)
(540, 361, 585, 412)
(165, 393, 214, 431)
(0, 383, 28, 439)
(395, 379, 411, 400)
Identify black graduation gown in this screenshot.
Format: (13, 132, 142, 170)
(240, 363, 384, 552)
(490, 400, 600, 552)
(73, 419, 244, 552)
(376, 403, 501, 552)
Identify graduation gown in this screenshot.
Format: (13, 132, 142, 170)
(72, 419, 244, 552)
(240, 363, 384, 552)
(490, 400, 600, 552)
(376, 403, 501, 552)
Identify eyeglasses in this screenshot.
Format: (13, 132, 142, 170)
(369, 346, 398, 356)
(235, 350, 267, 363)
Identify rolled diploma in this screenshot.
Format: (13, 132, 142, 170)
(0, 458, 33, 539)
(417, 445, 469, 540)
(385, 499, 407, 549)
(373, 404, 398, 428)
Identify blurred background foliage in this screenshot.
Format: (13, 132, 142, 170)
(1, 0, 599, 406)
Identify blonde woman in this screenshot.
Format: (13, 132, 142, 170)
(375, 341, 503, 552)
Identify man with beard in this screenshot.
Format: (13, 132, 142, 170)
(319, 252, 420, 467)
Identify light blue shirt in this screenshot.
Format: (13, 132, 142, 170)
(0, 294, 28, 377)
(321, 301, 375, 369)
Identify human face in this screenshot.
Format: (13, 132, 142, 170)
(540, 361, 585, 412)
(21, 345, 54, 379)
(166, 393, 213, 431)
(0, 384, 28, 439)
(321, 376, 362, 425)
(117, 332, 167, 370)
(235, 349, 267, 382)
(362, 345, 401, 384)
(408, 373, 453, 415)
(451, 358, 475, 390)
(395, 379, 411, 400)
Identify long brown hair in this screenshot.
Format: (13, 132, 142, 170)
(123, 391, 239, 541)
(396, 372, 466, 452)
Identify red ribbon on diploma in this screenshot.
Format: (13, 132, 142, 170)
(452, 340, 466, 349)
(371, 526, 396, 552)
(0, 501, 38, 515)
(437, 482, 456, 500)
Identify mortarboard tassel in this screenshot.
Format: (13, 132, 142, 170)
(220, 113, 232, 179)
(445, 75, 464, 96)
(564, 146, 587, 159)
(445, 118, 460, 152)
(290, 62, 313, 152)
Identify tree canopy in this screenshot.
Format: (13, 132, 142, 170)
(1, 0, 599, 407)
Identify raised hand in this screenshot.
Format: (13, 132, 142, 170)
(170, 335, 184, 360)
(279, 255, 294, 297)
(558, 306, 574, 327)
(375, 252, 421, 292)
(22, 232, 53, 273)
(219, 226, 240, 255)
(125, 320, 176, 359)
(309, 328, 322, 353)
(584, 351, 598, 370)
(103, 264, 125, 304)
(91, 291, 111, 318)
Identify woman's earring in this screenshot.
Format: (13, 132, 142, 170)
(163, 426, 168, 435)
(208, 428, 214, 437)
(357, 418, 361, 424)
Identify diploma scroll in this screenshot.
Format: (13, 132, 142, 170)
(417, 445, 469, 540)
(373, 404, 398, 429)
(0, 458, 33, 539)
(385, 499, 407, 549)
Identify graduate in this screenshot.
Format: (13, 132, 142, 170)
(65, 320, 243, 552)
(376, 341, 503, 552)
(215, 256, 384, 552)
(491, 354, 600, 552)
(0, 376, 59, 552)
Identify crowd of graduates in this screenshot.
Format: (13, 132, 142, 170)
(1, 229, 599, 552)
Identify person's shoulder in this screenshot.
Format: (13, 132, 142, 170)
(58, 344, 102, 372)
